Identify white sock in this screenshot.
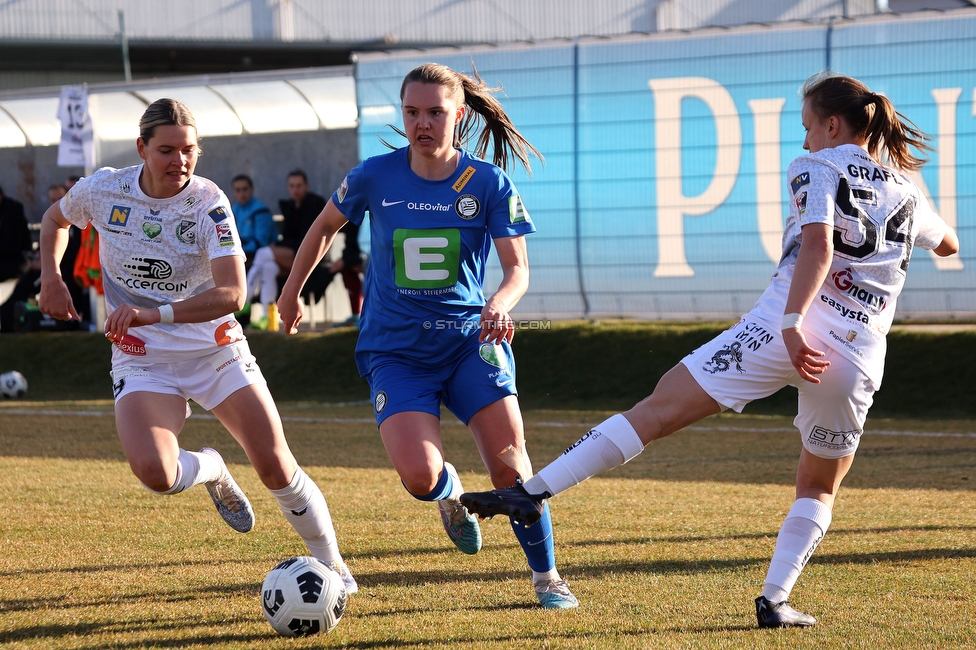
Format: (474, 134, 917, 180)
(259, 255, 279, 308)
(532, 568, 561, 585)
(270, 467, 343, 565)
(142, 448, 222, 495)
(441, 461, 464, 502)
(762, 498, 832, 603)
(245, 247, 268, 302)
(523, 414, 644, 497)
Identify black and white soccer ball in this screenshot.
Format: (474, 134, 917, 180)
(0, 371, 27, 399)
(261, 556, 346, 637)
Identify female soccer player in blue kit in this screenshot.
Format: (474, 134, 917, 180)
(461, 72, 961, 626)
(278, 63, 578, 608)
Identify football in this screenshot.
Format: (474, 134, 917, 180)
(261, 556, 346, 637)
(0, 371, 27, 399)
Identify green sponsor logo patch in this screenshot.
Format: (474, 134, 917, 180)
(142, 222, 162, 238)
(393, 228, 460, 289)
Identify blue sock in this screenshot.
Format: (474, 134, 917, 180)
(511, 502, 555, 572)
(408, 464, 453, 501)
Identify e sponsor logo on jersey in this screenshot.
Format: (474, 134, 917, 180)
(109, 205, 131, 227)
(454, 194, 480, 220)
(337, 176, 348, 203)
(207, 206, 229, 223)
(393, 228, 461, 289)
(182, 196, 198, 211)
(789, 172, 810, 194)
(176, 220, 197, 244)
(452, 165, 476, 192)
(508, 195, 529, 224)
(374, 390, 387, 414)
(117, 179, 131, 195)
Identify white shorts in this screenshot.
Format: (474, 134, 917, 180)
(681, 318, 875, 459)
(110, 342, 267, 411)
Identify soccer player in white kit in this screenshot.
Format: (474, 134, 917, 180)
(37, 98, 357, 594)
(462, 72, 960, 626)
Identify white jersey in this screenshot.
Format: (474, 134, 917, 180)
(751, 144, 948, 387)
(60, 165, 247, 364)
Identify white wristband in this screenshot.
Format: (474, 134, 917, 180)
(158, 304, 175, 324)
(781, 312, 803, 330)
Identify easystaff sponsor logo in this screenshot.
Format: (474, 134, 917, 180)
(114, 334, 146, 356)
(831, 267, 886, 313)
(807, 425, 861, 452)
(820, 294, 870, 325)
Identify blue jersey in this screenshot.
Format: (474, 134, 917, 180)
(332, 147, 536, 374)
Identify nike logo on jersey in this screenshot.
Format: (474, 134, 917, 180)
(381, 198, 405, 207)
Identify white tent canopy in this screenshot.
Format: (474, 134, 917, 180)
(0, 67, 358, 148)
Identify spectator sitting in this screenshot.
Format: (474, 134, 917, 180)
(245, 169, 326, 329)
(230, 174, 277, 267)
(327, 219, 364, 327)
(0, 183, 86, 332)
(0, 183, 31, 286)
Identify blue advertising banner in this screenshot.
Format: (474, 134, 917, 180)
(354, 12, 973, 320)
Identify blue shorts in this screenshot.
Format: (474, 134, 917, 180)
(367, 338, 517, 426)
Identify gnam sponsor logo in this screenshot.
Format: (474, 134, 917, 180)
(831, 267, 886, 313)
(820, 294, 870, 325)
(408, 201, 451, 212)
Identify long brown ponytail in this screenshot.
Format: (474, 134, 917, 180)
(399, 62, 543, 174)
(802, 72, 931, 171)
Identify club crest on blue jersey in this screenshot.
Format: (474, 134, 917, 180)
(207, 206, 229, 223)
(790, 172, 810, 194)
(455, 194, 480, 220)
